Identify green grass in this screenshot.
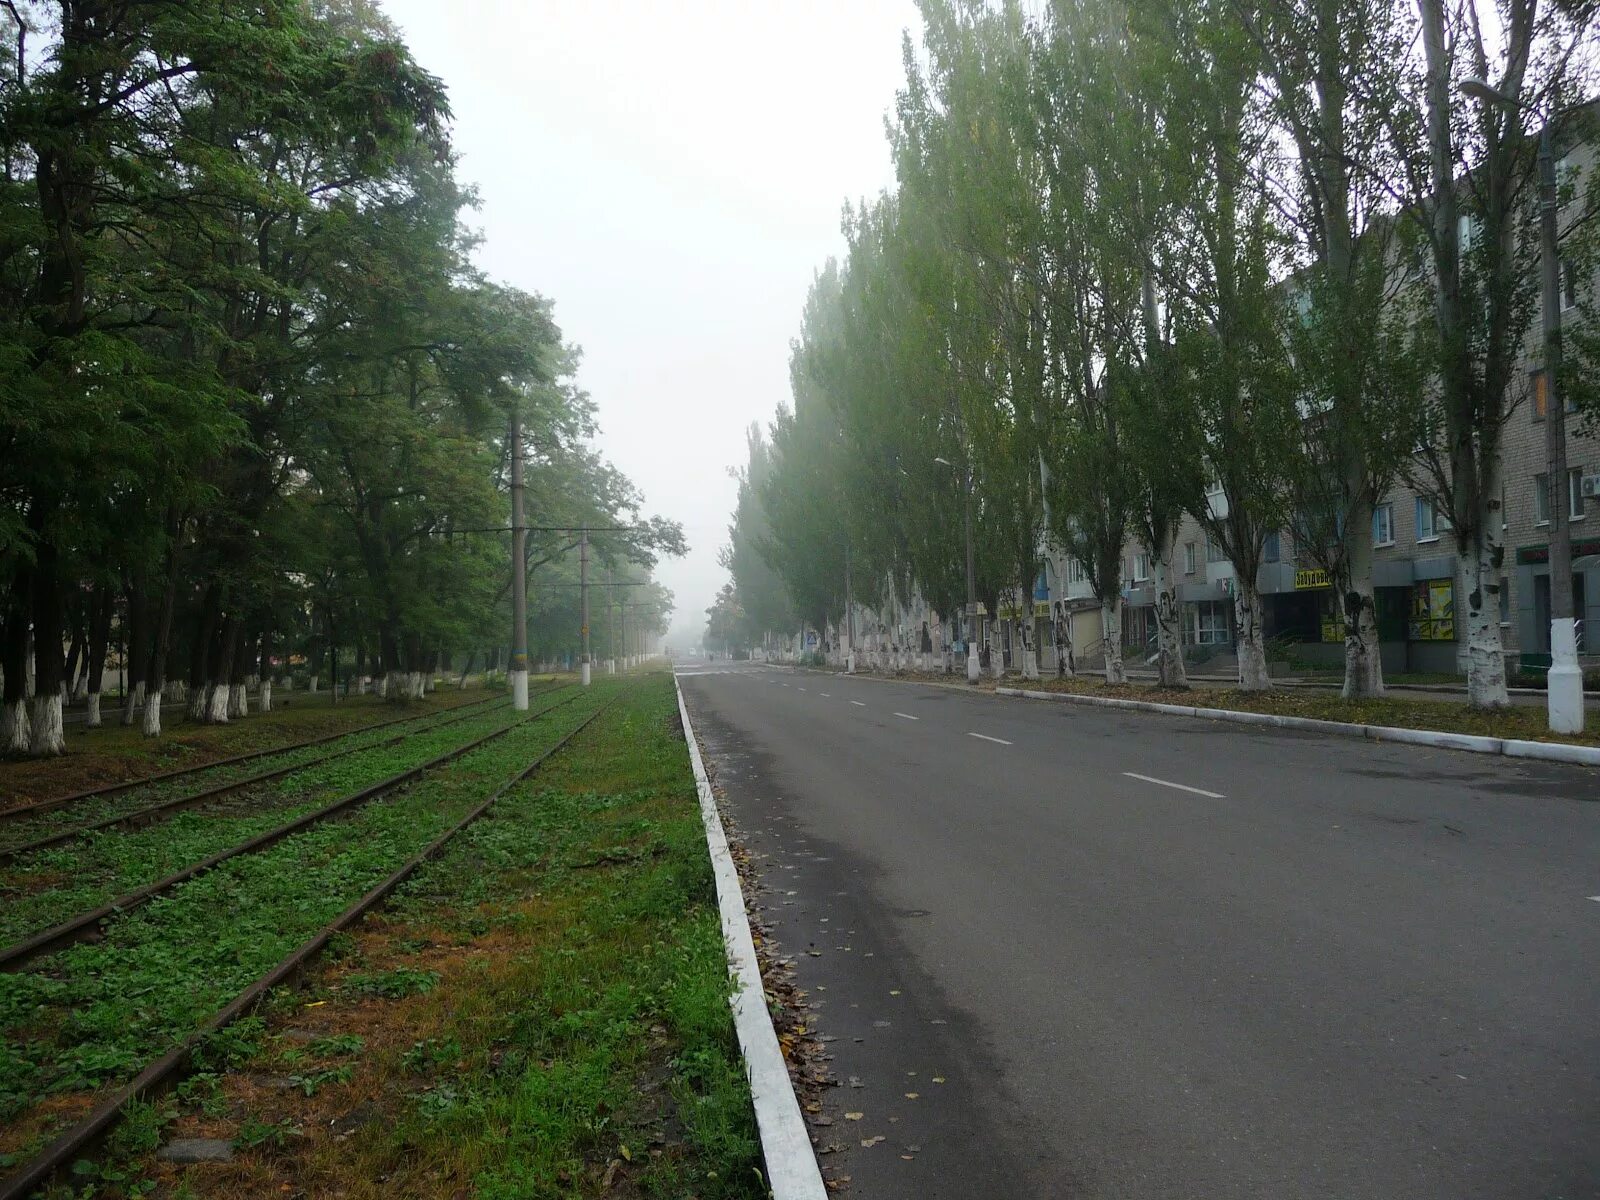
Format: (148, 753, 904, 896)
(115, 677, 762, 1200)
(0, 693, 519, 852)
(0, 695, 608, 1140)
(0, 686, 514, 807)
(365, 680, 762, 1199)
(0, 702, 539, 947)
(1016, 674, 1600, 746)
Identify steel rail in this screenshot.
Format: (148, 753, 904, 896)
(0, 693, 546, 862)
(0, 689, 511, 822)
(0, 689, 586, 973)
(0, 694, 616, 1200)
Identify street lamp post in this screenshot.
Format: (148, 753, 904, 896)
(936, 456, 982, 684)
(1459, 77, 1583, 733)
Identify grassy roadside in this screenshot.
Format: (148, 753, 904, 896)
(73, 676, 762, 1199)
(0, 681, 549, 809)
(0, 701, 532, 946)
(0, 695, 521, 852)
(831, 666, 1600, 748)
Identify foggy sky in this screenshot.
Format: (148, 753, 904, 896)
(379, 0, 919, 644)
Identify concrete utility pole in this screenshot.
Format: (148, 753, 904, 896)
(508, 407, 529, 710)
(579, 528, 592, 687)
(607, 569, 617, 674)
(1536, 127, 1582, 733)
(1460, 77, 1583, 733)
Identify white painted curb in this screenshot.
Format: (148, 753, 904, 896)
(995, 687, 1600, 767)
(675, 679, 827, 1200)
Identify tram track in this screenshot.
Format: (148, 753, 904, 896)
(0, 688, 553, 861)
(0, 692, 617, 1200)
(0, 687, 515, 823)
(0, 688, 583, 972)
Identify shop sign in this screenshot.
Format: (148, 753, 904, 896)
(1517, 538, 1600, 565)
(1295, 568, 1331, 590)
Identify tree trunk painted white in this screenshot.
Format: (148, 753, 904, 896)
(410, 671, 426, 700)
(281, 675, 292, 692)
(188, 684, 209, 721)
(1341, 516, 1385, 699)
(1235, 586, 1271, 691)
(232, 683, 249, 718)
(1463, 532, 1510, 708)
(142, 689, 163, 737)
(206, 681, 230, 723)
(1, 699, 29, 755)
(85, 692, 102, 728)
(1152, 552, 1188, 689)
(308, 675, 319, 693)
(28, 693, 64, 756)
(1101, 597, 1126, 684)
(258, 679, 272, 714)
(122, 680, 145, 727)
(989, 625, 1005, 680)
(1449, 478, 1510, 707)
(358, 675, 369, 696)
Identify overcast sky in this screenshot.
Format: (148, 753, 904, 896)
(380, 0, 920, 643)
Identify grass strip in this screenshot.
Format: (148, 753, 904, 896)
(0, 693, 615, 1158)
(859, 667, 1600, 747)
(0, 703, 540, 949)
(123, 676, 763, 1199)
(0, 692, 526, 855)
(0, 681, 561, 810)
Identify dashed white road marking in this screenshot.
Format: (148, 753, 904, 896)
(893, 712, 919, 721)
(820, 692, 831, 697)
(850, 700, 867, 707)
(1589, 896, 1600, 904)
(967, 732, 1012, 745)
(798, 686, 807, 691)
(1123, 771, 1224, 799)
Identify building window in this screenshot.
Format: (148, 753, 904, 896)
(1206, 537, 1226, 563)
(1263, 531, 1280, 563)
(1562, 260, 1579, 312)
(1416, 497, 1448, 541)
(1532, 369, 1578, 419)
(1067, 557, 1085, 584)
(1191, 600, 1231, 645)
(1184, 541, 1197, 575)
(1408, 579, 1455, 641)
(1134, 552, 1150, 582)
(1533, 471, 1576, 523)
(1372, 503, 1395, 547)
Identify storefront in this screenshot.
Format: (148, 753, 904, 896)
(1513, 538, 1600, 673)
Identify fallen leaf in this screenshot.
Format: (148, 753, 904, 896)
(904, 1093, 919, 1100)
(861, 1136, 886, 1147)
(845, 1112, 864, 1121)
(890, 990, 901, 996)
(932, 1077, 946, 1084)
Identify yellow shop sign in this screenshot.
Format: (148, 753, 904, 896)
(1294, 568, 1330, 590)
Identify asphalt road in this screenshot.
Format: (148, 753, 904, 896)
(677, 663, 1600, 1200)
